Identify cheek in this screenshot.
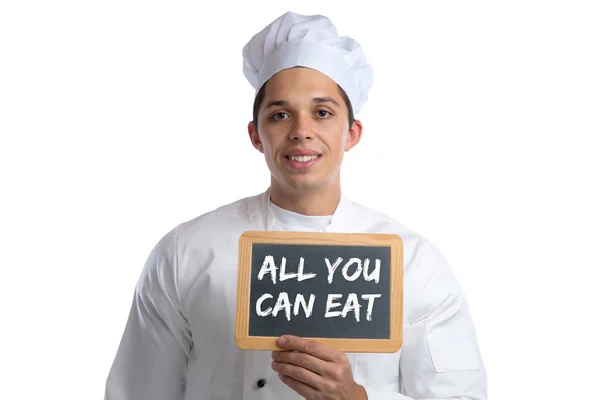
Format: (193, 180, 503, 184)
(340, 131, 350, 151)
(262, 139, 284, 160)
(257, 134, 275, 154)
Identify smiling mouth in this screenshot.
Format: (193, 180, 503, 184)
(285, 155, 321, 163)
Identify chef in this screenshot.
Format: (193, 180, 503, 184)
(104, 11, 487, 400)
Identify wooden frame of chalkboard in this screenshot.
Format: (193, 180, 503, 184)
(235, 231, 403, 353)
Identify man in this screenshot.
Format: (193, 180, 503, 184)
(105, 11, 487, 400)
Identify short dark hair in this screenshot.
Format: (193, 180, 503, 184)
(252, 80, 355, 130)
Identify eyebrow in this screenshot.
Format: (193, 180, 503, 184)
(264, 96, 341, 111)
(313, 96, 340, 107)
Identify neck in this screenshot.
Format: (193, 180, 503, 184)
(269, 180, 341, 216)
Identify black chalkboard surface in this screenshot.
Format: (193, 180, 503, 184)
(235, 231, 403, 353)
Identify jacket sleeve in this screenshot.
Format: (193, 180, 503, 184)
(104, 226, 192, 400)
(362, 238, 487, 399)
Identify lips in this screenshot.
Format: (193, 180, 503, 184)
(286, 154, 320, 163)
(282, 149, 322, 168)
(283, 149, 322, 157)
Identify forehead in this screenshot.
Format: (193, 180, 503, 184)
(263, 67, 342, 100)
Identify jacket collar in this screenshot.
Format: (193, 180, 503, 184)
(249, 187, 357, 233)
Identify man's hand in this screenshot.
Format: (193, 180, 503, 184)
(271, 335, 367, 400)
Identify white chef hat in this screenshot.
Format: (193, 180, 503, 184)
(242, 11, 373, 114)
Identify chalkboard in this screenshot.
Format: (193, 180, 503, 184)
(235, 231, 403, 353)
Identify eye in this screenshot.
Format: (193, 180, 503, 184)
(316, 110, 332, 118)
(270, 112, 289, 120)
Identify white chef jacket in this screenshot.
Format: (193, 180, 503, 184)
(104, 188, 487, 399)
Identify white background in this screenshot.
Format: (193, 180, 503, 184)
(1, 1, 599, 398)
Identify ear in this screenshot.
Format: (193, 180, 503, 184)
(248, 121, 264, 153)
(344, 119, 363, 152)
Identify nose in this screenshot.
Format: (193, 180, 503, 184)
(288, 113, 313, 141)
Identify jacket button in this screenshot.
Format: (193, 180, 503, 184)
(257, 379, 266, 388)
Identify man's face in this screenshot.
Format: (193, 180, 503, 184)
(248, 67, 362, 196)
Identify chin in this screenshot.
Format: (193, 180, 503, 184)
(280, 175, 332, 195)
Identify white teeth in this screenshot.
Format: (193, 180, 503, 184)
(288, 155, 319, 162)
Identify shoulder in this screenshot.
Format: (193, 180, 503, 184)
(177, 193, 260, 240)
(345, 197, 454, 275)
(352, 198, 455, 275)
(345, 197, 424, 244)
(142, 192, 262, 269)
(345, 197, 463, 316)
(135, 192, 262, 294)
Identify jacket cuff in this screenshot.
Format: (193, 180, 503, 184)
(362, 384, 413, 400)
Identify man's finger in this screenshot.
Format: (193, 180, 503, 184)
(271, 349, 328, 375)
(277, 335, 337, 362)
(272, 359, 325, 390)
(278, 373, 318, 399)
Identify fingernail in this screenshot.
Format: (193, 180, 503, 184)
(278, 336, 286, 345)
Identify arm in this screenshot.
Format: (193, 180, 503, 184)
(363, 239, 487, 399)
(104, 226, 192, 400)
(272, 292, 486, 400)
(269, 238, 487, 400)
(362, 296, 487, 399)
